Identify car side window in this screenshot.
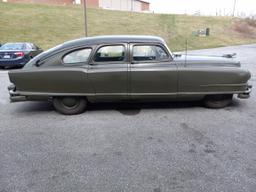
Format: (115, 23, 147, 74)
(94, 45, 125, 62)
(25, 43, 33, 50)
(63, 48, 92, 64)
(30, 43, 37, 50)
(133, 45, 169, 62)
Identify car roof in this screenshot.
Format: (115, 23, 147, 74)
(3, 42, 24, 45)
(35, 35, 166, 62)
(2, 42, 33, 45)
(62, 35, 166, 48)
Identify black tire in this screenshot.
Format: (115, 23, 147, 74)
(204, 94, 233, 109)
(53, 97, 87, 115)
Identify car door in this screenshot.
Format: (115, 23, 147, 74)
(88, 44, 129, 101)
(130, 43, 178, 100)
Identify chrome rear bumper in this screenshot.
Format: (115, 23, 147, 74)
(8, 84, 27, 102)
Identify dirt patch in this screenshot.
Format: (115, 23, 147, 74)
(245, 18, 256, 27)
(232, 19, 256, 38)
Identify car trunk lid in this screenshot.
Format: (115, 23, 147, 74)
(0, 51, 24, 60)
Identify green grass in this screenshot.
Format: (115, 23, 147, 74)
(1, 2, 256, 51)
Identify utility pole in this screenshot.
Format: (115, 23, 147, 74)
(83, 0, 88, 37)
(232, 0, 237, 17)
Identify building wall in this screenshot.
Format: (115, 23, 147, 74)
(80, 0, 99, 8)
(141, 2, 149, 11)
(2, 0, 149, 11)
(98, 0, 110, 9)
(3, 0, 99, 6)
(133, 0, 141, 12)
(98, 0, 149, 12)
(120, 0, 128, 11)
(4, 0, 73, 5)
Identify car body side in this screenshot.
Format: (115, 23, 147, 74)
(8, 36, 251, 103)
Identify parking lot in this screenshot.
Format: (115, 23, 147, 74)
(0, 44, 256, 192)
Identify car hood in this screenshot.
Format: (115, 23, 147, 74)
(173, 54, 241, 67)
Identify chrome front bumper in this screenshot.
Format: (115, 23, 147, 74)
(238, 85, 252, 99)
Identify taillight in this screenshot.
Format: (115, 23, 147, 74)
(14, 52, 24, 58)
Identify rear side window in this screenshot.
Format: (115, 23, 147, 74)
(133, 45, 169, 62)
(29, 43, 37, 50)
(94, 45, 125, 62)
(0, 43, 25, 50)
(63, 48, 92, 64)
(25, 43, 33, 50)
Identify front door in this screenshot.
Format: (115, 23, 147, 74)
(130, 43, 178, 100)
(88, 44, 128, 101)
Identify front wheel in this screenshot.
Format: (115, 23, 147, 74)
(204, 94, 233, 109)
(53, 97, 87, 115)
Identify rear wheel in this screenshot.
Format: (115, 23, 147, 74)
(53, 97, 87, 115)
(204, 94, 233, 109)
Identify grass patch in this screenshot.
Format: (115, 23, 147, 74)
(1, 2, 256, 51)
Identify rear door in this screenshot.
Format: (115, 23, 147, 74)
(88, 44, 129, 101)
(129, 43, 178, 100)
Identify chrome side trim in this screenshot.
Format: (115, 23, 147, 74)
(15, 90, 250, 97)
(199, 83, 247, 87)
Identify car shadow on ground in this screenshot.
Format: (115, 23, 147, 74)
(91, 101, 204, 116)
(14, 101, 203, 115)
(13, 99, 241, 116)
(14, 102, 54, 113)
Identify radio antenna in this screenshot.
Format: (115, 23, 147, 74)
(185, 39, 188, 66)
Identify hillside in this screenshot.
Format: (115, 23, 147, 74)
(1, 2, 256, 51)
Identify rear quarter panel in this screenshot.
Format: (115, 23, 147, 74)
(9, 67, 94, 95)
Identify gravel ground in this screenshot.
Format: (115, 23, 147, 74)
(0, 44, 256, 192)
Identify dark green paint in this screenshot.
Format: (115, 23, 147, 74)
(8, 36, 252, 103)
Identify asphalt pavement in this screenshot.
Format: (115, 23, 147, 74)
(0, 44, 256, 192)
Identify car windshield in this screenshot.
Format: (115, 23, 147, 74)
(0, 43, 25, 50)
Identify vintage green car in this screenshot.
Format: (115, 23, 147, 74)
(8, 36, 252, 115)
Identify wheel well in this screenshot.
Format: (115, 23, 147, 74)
(204, 94, 233, 100)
